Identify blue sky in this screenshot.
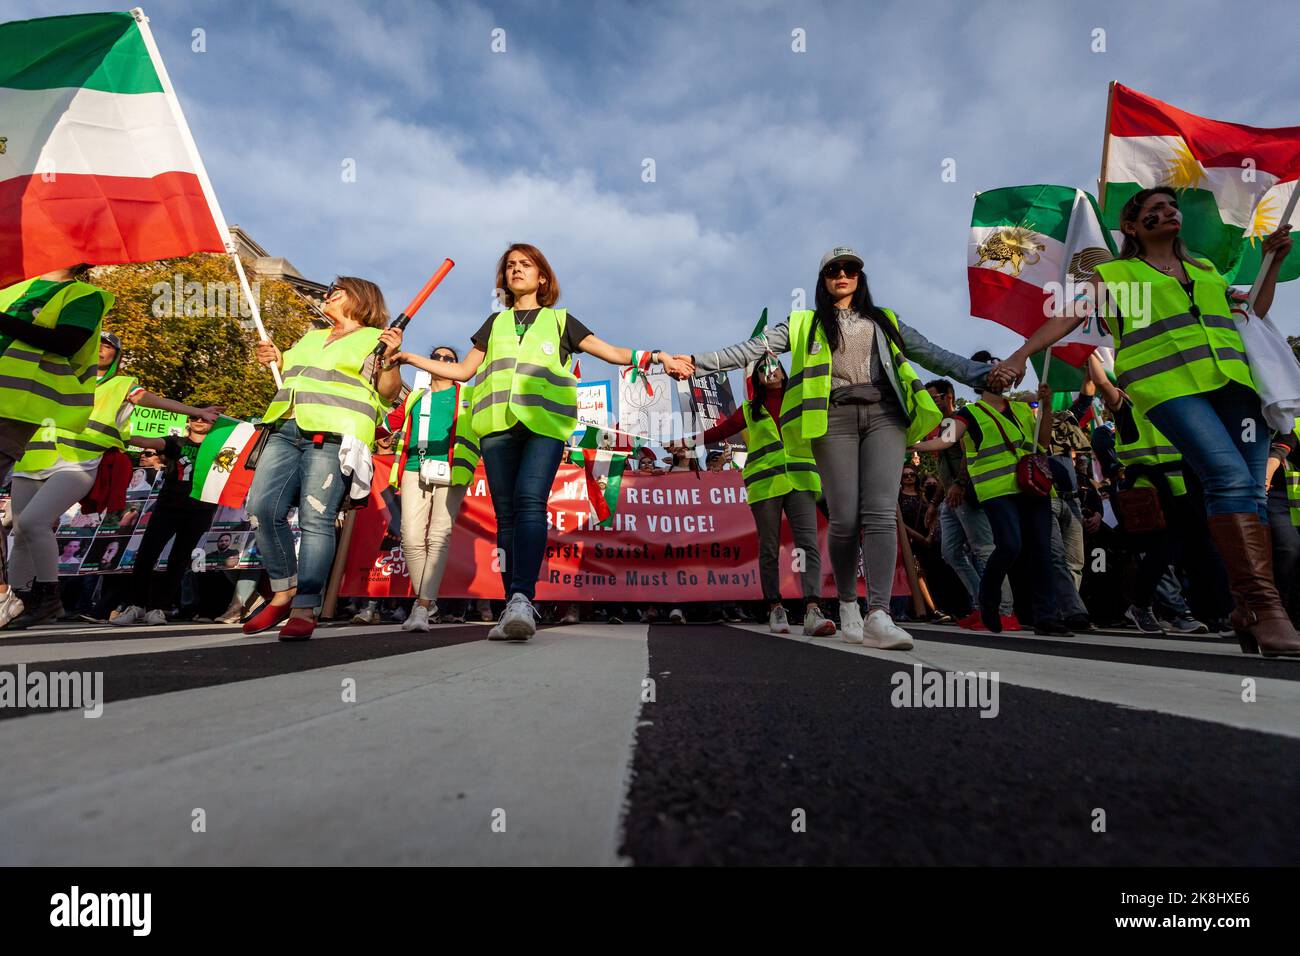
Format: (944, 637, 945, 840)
(12, 0, 1300, 404)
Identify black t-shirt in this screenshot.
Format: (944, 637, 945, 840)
(158, 436, 216, 512)
(470, 309, 594, 365)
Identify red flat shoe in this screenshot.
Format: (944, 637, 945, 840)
(1000, 614, 1022, 632)
(243, 601, 292, 635)
(278, 616, 316, 642)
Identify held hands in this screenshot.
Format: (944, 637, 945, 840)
(660, 352, 694, 380)
(987, 357, 1025, 393)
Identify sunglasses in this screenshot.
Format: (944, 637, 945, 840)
(321, 282, 339, 302)
(823, 262, 862, 278)
(430, 352, 457, 362)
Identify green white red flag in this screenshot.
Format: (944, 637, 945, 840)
(969, 184, 1118, 374)
(568, 446, 628, 527)
(1101, 82, 1300, 285)
(191, 416, 259, 507)
(0, 11, 226, 284)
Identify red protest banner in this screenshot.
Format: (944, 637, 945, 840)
(339, 456, 873, 601)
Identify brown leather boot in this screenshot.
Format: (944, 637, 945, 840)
(1206, 513, 1300, 658)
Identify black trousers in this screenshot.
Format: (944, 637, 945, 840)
(129, 503, 215, 611)
(981, 493, 1059, 625)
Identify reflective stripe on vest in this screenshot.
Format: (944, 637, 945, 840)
(962, 401, 1037, 502)
(0, 278, 109, 432)
(14, 373, 137, 473)
(262, 327, 385, 445)
(1093, 258, 1254, 416)
(740, 399, 820, 503)
(1116, 403, 1187, 497)
(471, 308, 577, 441)
(389, 383, 481, 488)
(784, 307, 942, 449)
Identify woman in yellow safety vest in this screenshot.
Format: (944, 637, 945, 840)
(0, 263, 109, 624)
(243, 276, 405, 641)
(912, 374, 1061, 635)
(674, 353, 836, 638)
(1000, 186, 1298, 658)
(686, 247, 996, 650)
(382, 344, 480, 632)
(392, 243, 692, 641)
(2, 331, 220, 630)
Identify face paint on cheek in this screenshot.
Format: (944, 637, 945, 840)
(1142, 213, 1160, 230)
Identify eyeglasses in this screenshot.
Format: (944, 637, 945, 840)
(823, 262, 862, 279)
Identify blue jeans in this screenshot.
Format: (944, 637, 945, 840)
(1145, 383, 1268, 518)
(939, 498, 1012, 613)
(246, 421, 348, 610)
(1049, 496, 1089, 619)
(479, 423, 565, 602)
(981, 493, 1059, 625)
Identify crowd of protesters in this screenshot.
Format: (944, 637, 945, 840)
(2, 202, 1299, 658)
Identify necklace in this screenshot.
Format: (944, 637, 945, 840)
(513, 307, 539, 336)
(1141, 256, 1184, 278)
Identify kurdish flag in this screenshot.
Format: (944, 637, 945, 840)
(0, 11, 226, 285)
(1101, 82, 1300, 285)
(192, 416, 259, 507)
(969, 184, 1118, 371)
(568, 445, 628, 527)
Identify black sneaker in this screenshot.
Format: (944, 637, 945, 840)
(1064, 614, 1094, 632)
(1124, 604, 1165, 635)
(1034, 619, 1075, 636)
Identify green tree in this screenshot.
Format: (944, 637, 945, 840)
(91, 254, 314, 419)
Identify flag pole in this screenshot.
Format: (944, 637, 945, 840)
(1097, 81, 1116, 209)
(130, 8, 281, 388)
(1244, 183, 1300, 315)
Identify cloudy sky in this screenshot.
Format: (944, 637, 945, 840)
(13, 0, 1300, 403)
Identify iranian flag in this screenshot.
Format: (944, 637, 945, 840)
(192, 416, 259, 507)
(568, 444, 628, 527)
(969, 184, 1118, 379)
(0, 10, 226, 284)
(1101, 82, 1300, 285)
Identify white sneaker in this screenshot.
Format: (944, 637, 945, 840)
(403, 604, 430, 633)
(839, 601, 865, 644)
(144, 609, 167, 626)
(803, 604, 836, 638)
(769, 606, 791, 634)
(0, 589, 25, 628)
(862, 608, 914, 650)
(491, 593, 536, 642)
(668, 607, 685, 624)
(112, 605, 146, 626)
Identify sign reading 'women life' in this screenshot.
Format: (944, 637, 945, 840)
(128, 406, 187, 441)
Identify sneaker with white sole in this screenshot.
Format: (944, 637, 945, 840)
(403, 604, 430, 632)
(862, 608, 914, 650)
(112, 605, 147, 626)
(0, 589, 25, 628)
(668, 608, 685, 624)
(839, 601, 865, 644)
(803, 604, 836, 638)
(769, 606, 791, 634)
(145, 609, 167, 626)
(491, 593, 536, 641)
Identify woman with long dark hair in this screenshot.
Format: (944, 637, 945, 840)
(393, 244, 692, 641)
(688, 247, 995, 647)
(675, 354, 834, 636)
(1000, 187, 1298, 658)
